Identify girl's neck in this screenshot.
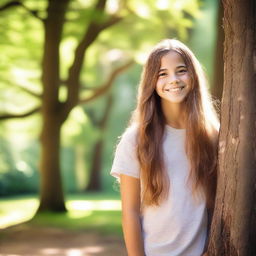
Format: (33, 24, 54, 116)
(161, 100, 187, 129)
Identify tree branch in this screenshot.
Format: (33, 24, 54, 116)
(64, 0, 123, 115)
(0, 106, 41, 120)
(0, 0, 43, 21)
(98, 15, 123, 31)
(15, 85, 42, 99)
(86, 93, 113, 128)
(79, 60, 134, 105)
(0, 0, 20, 11)
(2, 78, 43, 99)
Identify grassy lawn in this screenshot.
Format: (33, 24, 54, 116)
(0, 192, 122, 236)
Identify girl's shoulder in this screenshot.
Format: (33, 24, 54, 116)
(119, 123, 139, 146)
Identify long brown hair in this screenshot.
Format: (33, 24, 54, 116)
(131, 39, 219, 209)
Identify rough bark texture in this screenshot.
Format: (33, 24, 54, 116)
(207, 0, 256, 255)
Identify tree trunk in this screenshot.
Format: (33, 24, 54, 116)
(37, 0, 69, 212)
(86, 140, 104, 191)
(207, 0, 256, 255)
(38, 114, 66, 211)
(211, 0, 224, 102)
(86, 95, 113, 191)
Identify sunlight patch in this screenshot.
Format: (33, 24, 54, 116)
(67, 200, 121, 211)
(40, 248, 61, 254)
(67, 210, 92, 219)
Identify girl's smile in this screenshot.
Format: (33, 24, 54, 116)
(156, 51, 191, 104)
(164, 85, 186, 92)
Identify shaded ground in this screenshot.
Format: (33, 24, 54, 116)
(0, 224, 126, 256)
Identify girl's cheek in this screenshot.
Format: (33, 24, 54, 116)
(185, 74, 191, 80)
(159, 80, 165, 87)
(157, 79, 163, 85)
(182, 74, 190, 82)
(158, 77, 166, 84)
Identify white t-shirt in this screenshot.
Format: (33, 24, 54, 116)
(111, 124, 207, 256)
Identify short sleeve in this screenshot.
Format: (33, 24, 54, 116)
(110, 125, 140, 180)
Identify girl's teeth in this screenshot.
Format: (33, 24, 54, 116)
(170, 87, 182, 92)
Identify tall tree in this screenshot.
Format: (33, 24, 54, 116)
(39, 0, 134, 212)
(0, 0, 132, 211)
(0, 0, 200, 212)
(206, 0, 256, 255)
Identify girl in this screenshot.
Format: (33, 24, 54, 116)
(111, 39, 219, 256)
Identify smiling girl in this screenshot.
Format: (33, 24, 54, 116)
(111, 39, 219, 256)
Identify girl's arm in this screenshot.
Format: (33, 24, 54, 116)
(120, 174, 145, 256)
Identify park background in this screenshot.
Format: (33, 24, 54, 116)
(0, 0, 222, 255)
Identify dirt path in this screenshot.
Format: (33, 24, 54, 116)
(0, 224, 126, 256)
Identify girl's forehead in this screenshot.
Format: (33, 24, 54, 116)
(160, 51, 185, 67)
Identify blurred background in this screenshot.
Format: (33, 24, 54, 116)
(0, 0, 223, 255)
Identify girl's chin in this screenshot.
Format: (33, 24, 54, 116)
(162, 97, 187, 104)
(161, 94, 188, 103)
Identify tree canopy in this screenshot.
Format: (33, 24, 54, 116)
(0, 0, 201, 211)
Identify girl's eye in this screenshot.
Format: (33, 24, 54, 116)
(158, 72, 167, 77)
(177, 69, 187, 74)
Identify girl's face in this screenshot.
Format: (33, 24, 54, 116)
(156, 51, 192, 104)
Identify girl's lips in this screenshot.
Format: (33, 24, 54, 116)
(164, 85, 185, 92)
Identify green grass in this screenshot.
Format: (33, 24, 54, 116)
(0, 195, 39, 228)
(0, 192, 123, 236)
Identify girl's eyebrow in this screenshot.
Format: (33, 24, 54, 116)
(158, 65, 187, 72)
(177, 65, 187, 68)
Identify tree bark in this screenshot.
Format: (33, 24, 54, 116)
(211, 0, 224, 102)
(39, 114, 65, 211)
(207, 0, 256, 255)
(37, 0, 69, 212)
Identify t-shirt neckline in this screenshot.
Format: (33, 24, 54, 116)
(165, 124, 186, 133)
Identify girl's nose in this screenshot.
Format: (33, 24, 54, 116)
(168, 75, 180, 85)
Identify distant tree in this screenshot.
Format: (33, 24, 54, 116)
(206, 0, 256, 255)
(0, 0, 200, 212)
(86, 94, 113, 191)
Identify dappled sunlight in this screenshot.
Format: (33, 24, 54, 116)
(40, 246, 104, 255)
(66, 200, 121, 211)
(40, 248, 60, 255)
(66, 247, 104, 255)
(156, 0, 169, 10)
(0, 210, 29, 227)
(0, 196, 121, 229)
(67, 209, 93, 219)
(3, 255, 20, 256)
(0, 198, 38, 228)
(62, 107, 90, 138)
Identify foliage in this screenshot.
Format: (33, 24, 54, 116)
(0, 135, 39, 196)
(0, 0, 205, 197)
